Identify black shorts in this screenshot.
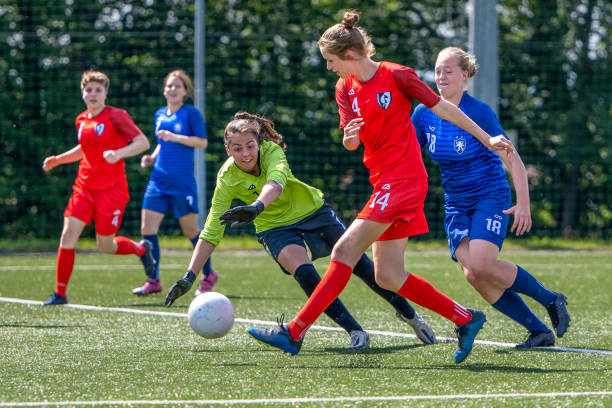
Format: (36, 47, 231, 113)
(256, 203, 346, 274)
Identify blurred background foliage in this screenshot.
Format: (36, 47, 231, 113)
(0, 0, 610, 241)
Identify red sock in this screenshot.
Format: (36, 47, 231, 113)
(397, 273, 471, 325)
(288, 260, 353, 340)
(55, 247, 75, 297)
(114, 236, 144, 256)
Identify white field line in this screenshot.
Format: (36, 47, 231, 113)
(1, 297, 611, 355)
(0, 392, 610, 407)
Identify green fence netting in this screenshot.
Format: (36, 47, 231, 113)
(1, 1, 610, 241)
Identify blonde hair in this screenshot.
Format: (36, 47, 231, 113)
(80, 71, 109, 91)
(163, 69, 193, 100)
(318, 9, 375, 59)
(438, 47, 479, 78)
(224, 111, 286, 152)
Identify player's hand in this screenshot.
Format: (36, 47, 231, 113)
(343, 117, 364, 151)
(503, 203, 532, 236)
(141, 154, 155, 168)
(157, 130, 176, 142)
(42, 156, 59, 172)
(219, 200, 265, 228)
(103, 150, 120, 164)
(165, 270, 197, 307)
(489, 135, 515, 154)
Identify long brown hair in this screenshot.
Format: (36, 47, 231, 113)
(224, 111, 286, 152)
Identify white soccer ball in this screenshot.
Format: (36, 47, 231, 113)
(188, 292, 235, 339)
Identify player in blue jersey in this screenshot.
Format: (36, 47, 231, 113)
(133, 70, 217, 296)
(412, 47, 570, 348)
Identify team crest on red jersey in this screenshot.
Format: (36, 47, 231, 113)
(377, 92, 392, 109)
(95, 123, 105, 136)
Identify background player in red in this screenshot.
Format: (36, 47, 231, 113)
(41, 70, 155, 306)
(247, 9, 515, 363)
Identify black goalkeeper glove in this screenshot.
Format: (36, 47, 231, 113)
(219, 200, 265, 228)
(165, 270, 196, 307)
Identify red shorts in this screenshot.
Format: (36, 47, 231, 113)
(357, 177, 429, 241)
(64, 181, 130, 235)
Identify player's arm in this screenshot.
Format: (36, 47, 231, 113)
(431, 100, 514, 153)
(157, 130, 208, 149)
(42, 145, 83, 172)
(335, 80, 362, 151)
(165, 239, 216, 306)
(104, 134, 150, 164)
(141, 144, 161, 168)
(498, 149, 532, 236)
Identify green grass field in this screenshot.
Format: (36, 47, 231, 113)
(1, 248, 611, 407)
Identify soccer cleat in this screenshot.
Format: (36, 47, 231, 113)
(246, 316, 303, 355)
(132, 278, 162, 296)
(347, 330, 370, 350)
(139, 239, 156, 277)
(396, 311, 437, 344)
(515, 330, 555, 348)
(42, 292, 68, 306)
(194, 269, 218, 296)
(546, 292, 570, 338)
(454, 309, 486, 363)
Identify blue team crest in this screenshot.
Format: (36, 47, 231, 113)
(377, 92, 392, 109)
(94, 123, 105, 136)
(173, 123, 182, 132)
(454, 135, 466, 154)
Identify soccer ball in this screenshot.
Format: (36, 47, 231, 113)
(188, 292, 235, 339)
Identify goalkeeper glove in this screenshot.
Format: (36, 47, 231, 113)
(219, 200, 265, 228)
(165, 270, 196, 307)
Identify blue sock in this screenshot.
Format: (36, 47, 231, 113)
(190, 236, 212, 278)
(492, 290, 550, 333)
(509, 265, 556, 306)
(143, 234, 160, 280)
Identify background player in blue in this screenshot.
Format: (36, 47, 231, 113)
(133, 70, 217, 296)
(412, 47, 571, 348)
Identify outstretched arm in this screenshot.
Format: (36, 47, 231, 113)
(432, 99, 514, 153)
(165, 239, 216, 306)
(499, 149, 532, 236)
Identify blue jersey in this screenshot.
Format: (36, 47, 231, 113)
(150, 104, 206, 195)
(412, 92, 509, 199)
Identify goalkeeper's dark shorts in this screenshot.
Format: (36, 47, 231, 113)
(256, 202, 346, 275)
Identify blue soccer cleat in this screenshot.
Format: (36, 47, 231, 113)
(247, 316, 303, 355)
(454, 309, 486, 363)
(43, 292, 68, 306)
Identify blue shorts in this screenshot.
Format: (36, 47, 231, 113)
(444, 190, 511, 261)
(256, 203, 345, 274)
(142, 181, 198, 219)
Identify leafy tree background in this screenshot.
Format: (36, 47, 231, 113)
(0, 0, 610, 241)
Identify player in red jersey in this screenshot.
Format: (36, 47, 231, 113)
(247, 10, 515, 363)
(41, 71, 155, 306)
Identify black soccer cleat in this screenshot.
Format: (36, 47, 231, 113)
(139, 239, 156, 277)
(546, 292, 570, 338)
(515, 330, 555, 348)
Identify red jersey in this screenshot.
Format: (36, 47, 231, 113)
(336, 61, 441, 185)
(74, 106, 142, 190)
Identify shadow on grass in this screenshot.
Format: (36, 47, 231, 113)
(323, 343, 429, 354)
(1, 321, 87, 329)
